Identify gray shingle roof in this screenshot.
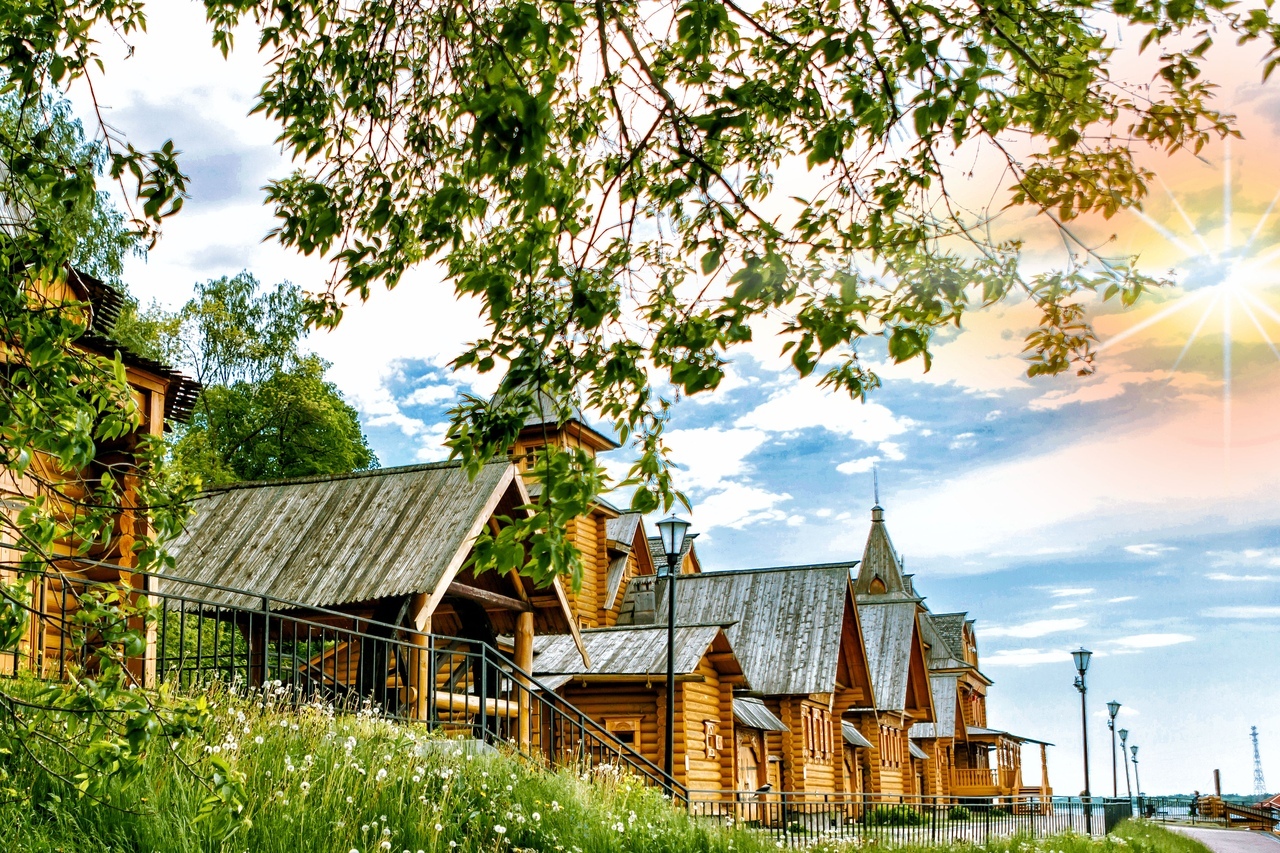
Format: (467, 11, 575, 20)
(842, 721, 873, 749)
(164, 461, 522, 611)
(858, 600, 920, 712)
(735, 697, 788, 733)
(909, 675, 959, 739)
(645, 534, 698, 572)
(625, 563, 855, 696)
(931, 613, 968, 660)
(533, 625, 727, 680)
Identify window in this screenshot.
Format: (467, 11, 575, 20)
(605, 717, 642, 752)
(704, 720, 720, 758)
(802, 706, 832, 761)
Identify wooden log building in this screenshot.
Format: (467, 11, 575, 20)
(1, 272, 199, 684)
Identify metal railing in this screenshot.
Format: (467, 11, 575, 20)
(3, 566, 686, 801)
(687, 792, 1114, 843)
(1140, 795, 1279, 829)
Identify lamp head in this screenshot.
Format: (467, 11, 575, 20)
(1130, 744, 1138, 759)
(1118, 728, 1128, 742)
(656, 514, 691, 570)
(1107, 700, 1121, 720)
(1072, 647, 1093, 675)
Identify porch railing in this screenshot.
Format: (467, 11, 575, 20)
(687, 792, 1111, 843)
(3, 566, 685, 802)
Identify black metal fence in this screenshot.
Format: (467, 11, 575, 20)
(687, 792, 1115, 843)
(1140, 795, 1280, 830)
(5, 567, 686, 801)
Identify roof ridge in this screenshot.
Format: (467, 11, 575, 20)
(581, 621, 734, 634)
(695, 561, 859, 575)
(200, 458, 508, 494)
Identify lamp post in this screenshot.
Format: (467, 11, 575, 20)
(1073, 648, 1093, 801)
(1118, 728, 1133, 801)
(1130, 744, 1141, 800)
(1107, 700, 1121, 798)
(656, 513, 690, 795)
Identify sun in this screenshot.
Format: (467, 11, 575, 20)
(1096, 139, 1280, 451)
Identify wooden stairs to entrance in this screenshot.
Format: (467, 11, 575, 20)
(1201, 797, 1280, 831)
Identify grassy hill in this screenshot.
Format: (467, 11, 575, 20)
(0, 685, 1213, 853)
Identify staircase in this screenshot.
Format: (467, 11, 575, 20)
(11, 567, 685, 801)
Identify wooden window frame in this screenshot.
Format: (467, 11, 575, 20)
(605, 716, 642, 753)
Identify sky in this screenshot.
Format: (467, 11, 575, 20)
(67, 3, 1279, 797)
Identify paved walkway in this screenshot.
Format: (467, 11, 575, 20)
(1169, 826, 1280, 853)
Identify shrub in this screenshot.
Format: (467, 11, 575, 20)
(865, 804, 926, 826)
(948, 805, 973, 821)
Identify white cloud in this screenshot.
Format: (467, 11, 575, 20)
(814, 508, 834, 518)
(948, 432, 977, 451)
(690, 484, 793, 532)
(1207, 548, 1280, 568)
(1050, 603, 1080, 611)
(1110, 633, 1195, 649)
(663, 427, 768, 492)
(878, 441, 906, 461)
(982, 648, 1074, 667)
(983, 618, 1087, 639)
(1049, 587, 1095, 598)
(1108, 596, 1138, 603)
(403, 383, 460, 407)
(1202, 606, 1280, 619)
(1205, 572, 1280, 582)
(1028, 368, 1210, 411)
(837, 456, 880, 475)
(736, 383, 914, 444)
(1124, 543, 1176, 557)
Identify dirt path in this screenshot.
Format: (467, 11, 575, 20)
(1168, 825, 1280, 853)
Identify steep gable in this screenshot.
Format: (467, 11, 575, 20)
(853, 506, 911, 598)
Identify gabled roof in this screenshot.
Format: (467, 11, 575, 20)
(533, 624, 737, 684)
(909, 675, 960, 739)
(623, 563, 857, 696)
(164, 461, 577, 634)
(504, 387, 619, 451)
(919, 611, 968, 670)
(853, 506, 914, 600)
(646, 533, 700, 574)
(603, 512, 651, 612)
(858, 599, 933, 718)
(931, 613, 968, 660)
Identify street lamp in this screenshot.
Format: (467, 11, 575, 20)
(1130, 744, 1141, 800)
(1118, 728, 1133, 800)
(1107, 700, 1121, 798)
(1073, 648, 1093, 800)
(656, 513, 690, 793)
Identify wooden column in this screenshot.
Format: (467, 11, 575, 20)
(515, 611, 534, 750)
(408, 592, 431, 721)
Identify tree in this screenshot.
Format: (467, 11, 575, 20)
(176, 355, 375, 486)
(200, 0, 1279, 585)
(7, 2, 1280, 584)
(116, 272, 376, 487)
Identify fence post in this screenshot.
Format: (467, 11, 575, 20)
(248, 595, 270, 688)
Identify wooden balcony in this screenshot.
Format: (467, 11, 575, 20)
(950, 768, 1019, 796)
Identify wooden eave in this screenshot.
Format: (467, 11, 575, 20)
(835, 580, 877, 710)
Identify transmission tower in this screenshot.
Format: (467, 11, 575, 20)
(1252, 726, 1267, 798)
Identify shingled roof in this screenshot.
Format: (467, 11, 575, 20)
(853, 505, 914, 600)
(164, 461, 563, 623)
(909, 674, 960, 739)
(533, 625, 739, 687)
(620, 563, 857, 696)
(645, 534, 699, 573)
(931, 613, 968, 660)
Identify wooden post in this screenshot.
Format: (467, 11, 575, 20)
(409, 592, 431, 721)
(1040, 744, 1050, 814)
(515, 611, 534, 751)
(1213, 768, 1221, 797)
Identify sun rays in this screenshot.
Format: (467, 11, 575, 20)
(1098, 139, 1280, 453)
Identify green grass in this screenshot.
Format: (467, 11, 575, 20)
(0, 685, 1212, 853)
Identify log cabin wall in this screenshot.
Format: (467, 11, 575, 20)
(559, 682, 662, 768)
(681, 658, 731, 794)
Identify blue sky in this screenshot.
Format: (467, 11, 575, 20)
(71, 3, 1280, 797)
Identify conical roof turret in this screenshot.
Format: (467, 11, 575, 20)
(853, 503, 911, 599)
